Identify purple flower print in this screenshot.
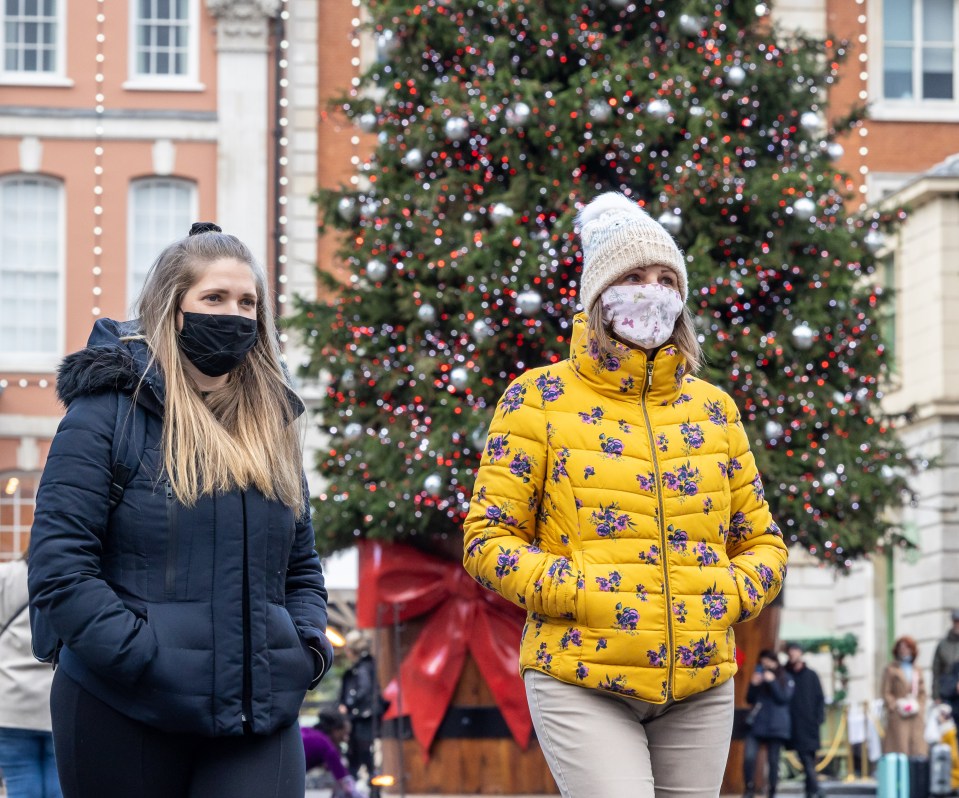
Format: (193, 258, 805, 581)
(500, 383, 526, 414)
(680, 422, 705, 454)
(575, 662, 589, 680)
(695, 541, 720, 569)
(647, 644, 668, 667)
(661, 462, 703, 500)
(636, 472, 655, 493)
(600, 354, 621, 373)
(485, 434, 510, 463)
(638, 545, 660, 566)
(634, 584, 649, 602)
(656, 433, 669, 453)
(615, 603, 639, 631)
(595, 571, 622, 592)
(617, 420, 632, 433)
(672, 393, 692, 406)
(599, 434, 624, 459)
(494, 546, 520, 579)
(597, 675, 637, 696)
(559, 627, 583, 650)
(551, 456, 569, 483)
(728, 511, 753, 544)
(596, 638, 608, 652)
(590, 503, 634, 539)
(704, 399, 727, 427)
(547, 557, 573, 585)
(579, 406, 604, 425)
(752, 473, 765, 501)
(535, 642, 553, 671)
(587, 338, 602, 361)
(703, 497, 714, 515)
(583, 465, 596, 480)
(619, 376, 635, 393)
(743, 575, 761, 604)
(485, 505, 503, 524)
(717, 522, 727, 542)
(767, 520, 783, 539)
(710, 666, 721, 685)
(756, 563, 775, 592)
(473, 573, 494, 591)
(719, 457, 744, 478)
(677, 635, 718, 669)
(509, 452, 533, 483)
(672, 601, 688, 624)
(702, 583, 729, 622)
(674, 363, 685, 389)
(667, 525, 689, 553)
(465, 536, 488, 559)
(535, 373, 565, 404)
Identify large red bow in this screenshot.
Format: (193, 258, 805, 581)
(356, 540, 532, 756)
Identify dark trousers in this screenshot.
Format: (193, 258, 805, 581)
(50, 670, 305, 798)
(346, 718, 375, 780)
(743, 736, 783, 798)
(794, 748, 819, 796)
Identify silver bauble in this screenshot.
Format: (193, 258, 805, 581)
(726, 65, 747, 87)
(366, 259, 388, 281)
(376, 29, 398, 58)
(821, 471, 839, 488)
(423, 473, 444, 497)
(343, 422, 363, 441)
(588, 99, 613, 122)
(657, 211, 682, 235)
(357, 112, 378, 133)
(647, 98, 671, 118)
(800, 111, 826, 135)
(449, 367, 469, 390)
(470, 425, 488, 449)
(755, 3, 770, 16)
(417, 303, 437, 323)
(402, 148, 424, 169)
(337, 197, 358, 222)
(791, 323, 815, 350)
(825, 141, 845, 161)
(678, 13, 704, 35)
(764, 420, 784, 440)
(490, 202, 514, 225)
(792, 196, 817, 218)
(516, 290, 543, 316)
(463, 211, 476, 224)
(361, 200, 379, 218)
(472, 319, 494, 340)
(505, 101, 532, 127)
(689, 104, 707, 117)
(444, 116, 470, 142)
(863, 229, 886, 253)
(607, 0, 631, 7)
(340, 369, 357, 389)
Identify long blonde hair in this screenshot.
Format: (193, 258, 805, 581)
(132, 231, 305, 513)
(586, 300, 703, 375)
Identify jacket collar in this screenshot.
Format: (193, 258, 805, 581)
(567, 312, 688, 405)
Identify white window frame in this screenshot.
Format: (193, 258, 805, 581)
(124, 0, 203, 91)
(0, 174, 65, 372)
(869, 0, 959, 121)
(0, 471, 40, 560)
(0, 0, 71, 86)
(126, 177, 197, 312)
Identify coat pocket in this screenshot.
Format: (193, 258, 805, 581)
(266, 602, 314, 695)
(138, 601, 214, 698)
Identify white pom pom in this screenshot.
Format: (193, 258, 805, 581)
(576, 192, 647, 230)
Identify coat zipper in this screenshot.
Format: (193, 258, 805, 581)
(640, 360, 675, 701)
(241, 494, 253, 732)
(164, 480, 178, 599)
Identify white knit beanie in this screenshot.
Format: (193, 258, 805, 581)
(576, 192, 687, 310)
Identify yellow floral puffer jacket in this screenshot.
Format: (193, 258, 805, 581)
(463, 313, 787, 704)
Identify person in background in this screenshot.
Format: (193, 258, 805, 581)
(785, 642, 825, 798)
(301, 710, 363, 798)
(933, 611, 959, 722)
(743, 650, 795, 798)
(28, 223, 334, 798)
(0, 554, 62, 798)
(338, 630, 384, 784)
(881, 636, 928, 757)
(463, 191, 788, 797)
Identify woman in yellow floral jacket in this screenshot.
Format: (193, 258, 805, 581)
(463, 192, 788, 798)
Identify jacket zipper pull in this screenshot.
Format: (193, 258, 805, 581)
(647, 362, 654, 388)
(166, 481, 173, 500)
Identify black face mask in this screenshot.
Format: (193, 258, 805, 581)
(178, 312, 258, 377)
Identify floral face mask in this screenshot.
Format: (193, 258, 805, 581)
(600, 282, 684, 350)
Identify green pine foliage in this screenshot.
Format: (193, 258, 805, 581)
(288, 0, 919, 565)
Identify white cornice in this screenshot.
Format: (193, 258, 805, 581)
(0, 112, 218, 141)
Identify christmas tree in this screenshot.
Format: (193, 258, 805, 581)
(289, 0, 918, 567)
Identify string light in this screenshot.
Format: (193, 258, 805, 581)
(274, 0, 290, 312)
(854, 5, 870, 196)
(92, 1, 106, 315)
(0, 379, 51, 390)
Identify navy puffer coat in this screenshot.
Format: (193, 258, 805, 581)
(28, 318, 334, 737)
(746, 669, 795, 741)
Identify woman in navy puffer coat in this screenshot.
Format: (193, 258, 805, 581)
(743, 650, 795, 798)
(28, 224, 333, 798)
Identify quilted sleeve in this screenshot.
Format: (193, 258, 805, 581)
(723, 394, 788, 624)
(463, 376, 577, 619)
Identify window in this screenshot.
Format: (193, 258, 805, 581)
(127, 178, 196, 309)
(883, 0, 956, 100)
(0, 175, 63, 369)
(2, 0, 63, 79)
(0, 472, 39, 559)
(130, 0, 197, 84)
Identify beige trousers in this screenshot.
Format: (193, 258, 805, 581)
(524, 670, 735, 798)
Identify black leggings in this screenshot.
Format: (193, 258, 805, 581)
(51, 669, 305, 798)
(743, 735, 783, 797)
